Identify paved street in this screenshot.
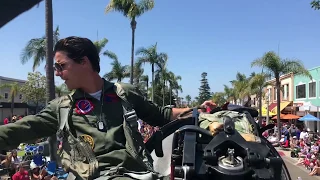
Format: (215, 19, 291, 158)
(282, 155, 320, 180)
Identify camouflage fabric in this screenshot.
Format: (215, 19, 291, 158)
(199, 110, 261, 143)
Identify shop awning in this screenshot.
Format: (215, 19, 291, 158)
(271, 101, 291, 114)
(258, 107, 276, 116)
(268, 103, 277, 111)
(282, 114, 300, 120)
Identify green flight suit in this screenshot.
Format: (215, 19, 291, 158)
(0, 79, 172, 177)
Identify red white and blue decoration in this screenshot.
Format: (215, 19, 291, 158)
(104, 93, 120, 103)
(76, 99, 94, 114)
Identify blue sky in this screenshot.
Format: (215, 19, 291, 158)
(0, 0, 320, 99)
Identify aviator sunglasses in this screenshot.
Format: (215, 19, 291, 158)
(53, 62, 66, 72)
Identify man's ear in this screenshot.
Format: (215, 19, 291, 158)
(80, 56, 91, 66)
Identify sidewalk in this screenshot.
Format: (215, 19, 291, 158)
(276, 147, 320, 179)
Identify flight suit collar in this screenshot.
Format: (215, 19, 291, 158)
(70, 79, 114, 100)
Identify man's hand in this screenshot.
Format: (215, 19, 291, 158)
(200, 100, 217, 111)
(171, 100, 217, 120)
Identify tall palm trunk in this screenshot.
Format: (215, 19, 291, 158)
(169, 86, 172, 105)
(258, 88, 263, 126)
(275, 75, 281, 140)
(45, 0, 57, 163)
(10, 95, 14, 117)
(146, 79, 149, 98)
(130, 19, 136, 84)
(151, 63, 155, 101)
(162, 80, 165, 106)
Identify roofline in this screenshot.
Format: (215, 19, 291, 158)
(0, 76, 26, 83)
(307, 66, 320, 71)
(266, 72, 293, 83)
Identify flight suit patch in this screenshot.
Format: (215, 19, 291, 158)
(79, 134, 95, 149)
(75, 100, 94, 115)
(104, 93, 120, 103)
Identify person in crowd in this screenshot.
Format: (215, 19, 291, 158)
(3, 117, 9, 125)
(12, 164, 29, 180)
(300, 128, 309, 141)
(309, 159, 320, 176)
(11, 150, 21, 166)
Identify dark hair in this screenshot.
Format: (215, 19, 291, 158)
(54, 36, 100, 73)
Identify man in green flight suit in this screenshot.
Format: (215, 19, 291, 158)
(0, 36, 215, 180)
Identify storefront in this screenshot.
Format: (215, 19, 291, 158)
(294, 101, 320, 133)
(0, 102, 28, 123)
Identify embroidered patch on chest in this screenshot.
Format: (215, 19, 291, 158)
(104, 93, 120, 103)
(79, 134, 95, 149)
(75, 99, 94, 114)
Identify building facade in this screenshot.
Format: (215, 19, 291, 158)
(293, 66, 320, 132)
(0, 76, 28, 122)
(264, 73, 295, 115)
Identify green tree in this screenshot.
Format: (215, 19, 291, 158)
(20, 26, 60, 71)
(211, 92, 226, 106)
(0, 82, 21, 117)
(55, 84, 70, 97)
(230, 72, 250, 105)
(136, 43, 168, 101)
(223, 85, 236, 103)
(198, 72, 211, 104)
(20, 72, 46, 112)
(105, 0, 155, 84)
(140, 75, 149, 97)
(252, 51, 311, 139)
(185, 95, 191, 106)
(94, 38, 117, 60)
(103, 54, 130, 82)
(248, 73, 271, 125)
(152, 84, 174, 106)
(311, 0, 320, 10)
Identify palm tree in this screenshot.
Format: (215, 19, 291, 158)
(44, 0, 57, 163)
(103, 54, 130, 82)
(140, 75, 149, 97)
(155, 58, 170, 106)
(105, 0, 155, 84)
(230, 72, 250, 105)
(94, 38, 117, 60)
(249, 73, 271, 125)
(55, 84, 70, 97)
(252, 51, 311, 139)
(133, 61, 145, 86)
(311, 0, 320, 10)
(0, 82, 20, 118)
(167, 71, 182, 105)
(211, 92, 226, 106)
(136, 43, 168, 101)
(20, 26, 59, 71)
(185, 95, 191, 106)
(223, 85, 236, 103)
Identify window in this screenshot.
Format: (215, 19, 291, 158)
(4, 93, 8, 99)
(267, 88, 271, 102)
(282, 84, 289, 100)
(309, 82, 316, 98)
(273, 88, 277, 101)
(19, 94, 22, 99)
(296, 84, 306, 99)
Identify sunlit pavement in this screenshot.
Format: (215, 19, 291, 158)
(277, 148, 320, 180)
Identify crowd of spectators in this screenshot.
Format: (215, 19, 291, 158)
(265, 123, 320, 176)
